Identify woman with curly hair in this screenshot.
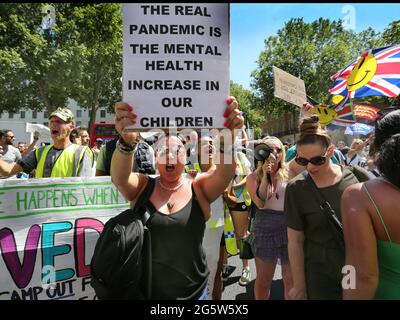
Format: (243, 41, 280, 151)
(342, 108, 400, 299)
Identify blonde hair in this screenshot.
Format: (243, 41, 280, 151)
(255, 136, 288, 183)
(350, 138, 363, 149)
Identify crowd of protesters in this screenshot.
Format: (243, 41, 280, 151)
(0, 97, 398, 301)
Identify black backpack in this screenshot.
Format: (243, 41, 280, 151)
(90, 177, 156, 299)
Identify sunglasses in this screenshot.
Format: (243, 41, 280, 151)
(295, 149, 329, 166)
(157, 145, 184, 157)
(376, 106, 400, 121)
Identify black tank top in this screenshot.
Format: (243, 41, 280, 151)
(147, 182, 209, 299)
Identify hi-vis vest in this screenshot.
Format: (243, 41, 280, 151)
(235, 152, 252, 207)
(185, 163, 237, 254)
(34, 144, 92, 178)
(184, 163, 202, 173)
(223, 202, 238, 256)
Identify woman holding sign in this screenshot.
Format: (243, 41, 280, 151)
(111, 97, 244, 300)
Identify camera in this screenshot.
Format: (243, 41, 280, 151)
(254, 142, 275, 162)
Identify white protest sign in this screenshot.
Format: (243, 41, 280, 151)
(0, 175, 223, 300)
(273, 66, 307, 107)
(123, 3, 229, 129)
(0, 177, 129, 300)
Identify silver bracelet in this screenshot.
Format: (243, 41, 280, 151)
(116, 140, 135, 155)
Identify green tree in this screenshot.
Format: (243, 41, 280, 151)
(251, 18, 357, 118)
(352, 27, 385, 54)
(68, 4, 122, 130)
(0, 3, 85, 113)
(381, 20, 400, 45)
(0, 3, 122, 128)
(230, 81, 264, 139)
(251, 17, 400, 125)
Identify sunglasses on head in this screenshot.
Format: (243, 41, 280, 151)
(294, 149, 329, 166)
(376, 106, 400, 122)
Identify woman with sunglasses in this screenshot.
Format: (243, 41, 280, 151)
(341, 108, 400, 299)
(284, 115, 369, 300)
(246, 136, 293, 299)
(111, 97, 244, 300)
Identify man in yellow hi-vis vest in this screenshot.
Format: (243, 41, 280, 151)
(0, 107, 94, 178)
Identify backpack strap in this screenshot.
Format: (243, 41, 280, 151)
(363, 183, 392, 242)
(133, 176, 156, 226)
(301, 171, 345, 248)
(347, 153, 357, 166)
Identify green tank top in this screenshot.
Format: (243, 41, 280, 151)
(375, 241, 400, 299)
(363, 183, 400, 299)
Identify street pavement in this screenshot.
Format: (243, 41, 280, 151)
(221, 254, 284, 300)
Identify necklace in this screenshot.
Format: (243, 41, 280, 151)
(158, 178, 185, 192)
(158, 178, 186, 211)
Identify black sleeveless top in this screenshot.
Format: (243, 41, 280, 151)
(147, 182, 209, 299)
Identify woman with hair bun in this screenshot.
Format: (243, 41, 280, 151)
(284, 115, 369, 300)
(341, 108, 400, 300)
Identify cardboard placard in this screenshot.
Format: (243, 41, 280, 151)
(0, 175, 223, 300)
(123, 3, 230, 129)
(273, 66, 307, 107)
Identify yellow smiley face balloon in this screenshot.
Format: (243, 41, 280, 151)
(313, 104, 337, 127)
(331, 95, 345, 105)
(347, 53, 377, 91)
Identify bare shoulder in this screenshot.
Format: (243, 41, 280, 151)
(341, 182, 368, 220)
(191, 176, 212, 220)
(247, 171, 257, 183)
(191, 177, 206, 200)
(342, 182, 364, 203)
(129, 173, 152, 205)
(137, 173, 152, 194)
(246, 172, 258, 188)
(193, 167, 218, 185)
(192, 170, 208, 184)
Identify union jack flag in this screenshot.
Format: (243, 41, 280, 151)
(329, 45, 400, 98)
(330, 100, 356, 127)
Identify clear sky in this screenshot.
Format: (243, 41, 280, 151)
(230, 3, 400, 90)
